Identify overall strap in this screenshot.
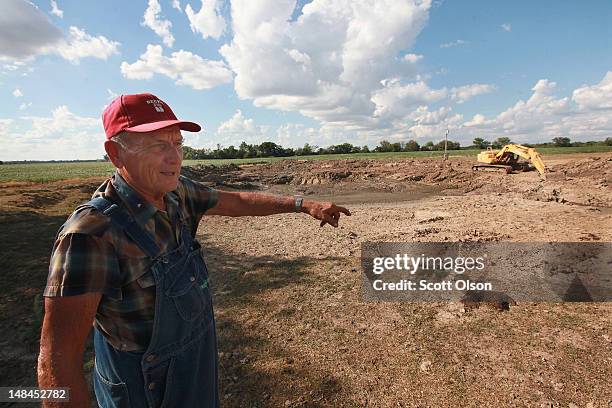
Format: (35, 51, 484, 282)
(87, 197, 162, 259)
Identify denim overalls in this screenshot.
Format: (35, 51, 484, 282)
(87, 197, 219, 408)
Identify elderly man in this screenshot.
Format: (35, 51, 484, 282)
(37, 93, 350, 408)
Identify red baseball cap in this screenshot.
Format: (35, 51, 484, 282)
(102, 93, 201, 139)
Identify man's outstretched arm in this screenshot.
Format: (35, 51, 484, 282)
(205, 191, 351, 227)
(38, 293, 101, 408)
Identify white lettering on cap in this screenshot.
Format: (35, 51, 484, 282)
(147, 99, 164, 112)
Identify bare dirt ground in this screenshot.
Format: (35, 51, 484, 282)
(1, 152, 611, 407)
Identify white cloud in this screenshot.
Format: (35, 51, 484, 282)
(450, 83, 495, 103)
(191, 111, 335, 150)
(142, 0, 175, 47)
(403, 53, 423, 63)
(120, 44, 233, 90)
(406, 106, 454, 125)
(572, 71, 612, 111)
(3, 63, 23, 71)
(0, 0, 63, 60)
(457, 72, 612, 144)
(501, 23, 511, 32)
(172, 0, 182, 11)
(185, 0, 226, 40)
(215, 110, 269, 144)
(207, 73, 612, 149)
(275, 123, 322, 148)
(12, 88, 23, 97)
(186, 109, 272, 148)
(0, 119, 14, 136)
(56, 26, 120, 64)
(405, 114, 463, 140)
(0, 1, 120, 64)
(22, 106, 99, 140)
(221, 0, 432, 131)
(0, 106, 104, 161)
(217, 110, 261, 136)
(216, 0, 498, 144)
(440, 39, 465, 48)
(371, 79, 447, 122)
(19, 102, 32, 110)
(50, 0, 63, 18)
(463, 113, 488, 128)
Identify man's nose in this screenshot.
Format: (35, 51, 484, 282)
(165, 145, 182, 164)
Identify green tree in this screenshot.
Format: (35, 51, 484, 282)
(492, 137, 512, 148)
(605, 137, 612, 146)
(302, 143, 313, 155)
(237, 142, 249, 158)
(472, 137, 490, 149)
(375, 140, 392, 152)
(182, 146, 198, 160)
(552, 137, 571, 147)
(435, 140, 461, 150)
(447, 140, 461, 150)
(224, 145, 238, 158)
(330, 143, 354, 154)
(403, 140, 420, 151)
(257, 142, 284, 157)
(390, 142, 402, 152)
(422, 141, 435, 151)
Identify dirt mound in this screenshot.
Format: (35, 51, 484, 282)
(553, 156, 612, 179)
(181, 164, 263, 190)
(191, 158, 478, 188)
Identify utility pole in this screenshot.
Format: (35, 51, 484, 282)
(444, 128, 449, 161)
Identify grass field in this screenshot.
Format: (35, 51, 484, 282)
(1, 145, 610, 183)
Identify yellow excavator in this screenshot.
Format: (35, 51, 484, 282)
(472, 144, 546, 179)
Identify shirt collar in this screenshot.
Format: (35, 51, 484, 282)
(111, 171, 159, 226)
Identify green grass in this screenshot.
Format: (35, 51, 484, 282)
(0, 161, 116, 183)
(1, 145, 610, 183)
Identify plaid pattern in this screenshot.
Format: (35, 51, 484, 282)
(44, 172, 218, 351)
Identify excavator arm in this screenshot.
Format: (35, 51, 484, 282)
(495, 144, 546, 177)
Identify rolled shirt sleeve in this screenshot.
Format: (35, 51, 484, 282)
(178, 176, 219, 219)
(44, 232, 123, 300)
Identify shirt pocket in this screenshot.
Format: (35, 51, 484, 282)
(118, 255, 155, 288)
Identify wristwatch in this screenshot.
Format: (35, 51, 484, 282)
(294, 195, 303, 213)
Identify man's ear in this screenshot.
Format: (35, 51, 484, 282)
(104, 140, 124, 169)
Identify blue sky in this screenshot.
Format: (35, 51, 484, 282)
(1, 0, 611, 160)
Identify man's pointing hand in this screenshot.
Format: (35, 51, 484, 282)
(303, 200, 351, 228)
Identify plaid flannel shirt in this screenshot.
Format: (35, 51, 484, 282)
(44, 172, 218, 351)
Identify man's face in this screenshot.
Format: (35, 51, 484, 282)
(117, 126, 184, 198)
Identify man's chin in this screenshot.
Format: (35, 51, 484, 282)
(159, 176, 180, 192)
(165, 179, 180, 192)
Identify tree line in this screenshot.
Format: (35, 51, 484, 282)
(182, 139, 463, 160)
